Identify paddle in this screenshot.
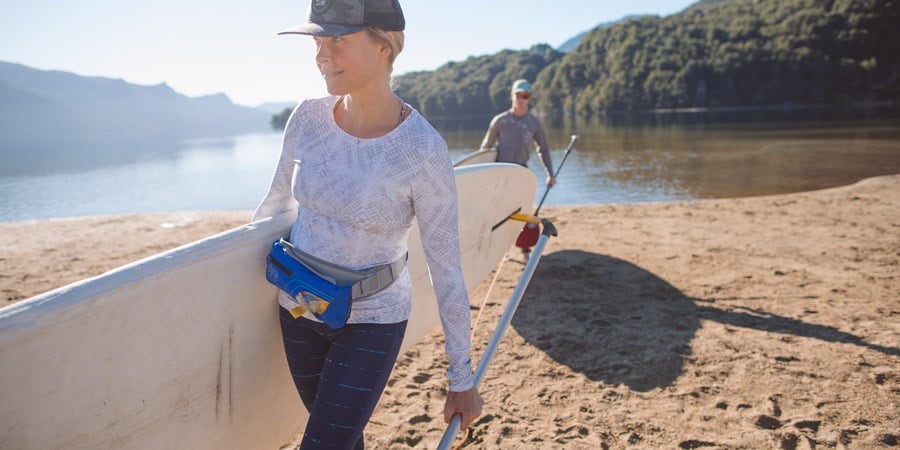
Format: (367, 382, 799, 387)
(439, 218, 559, 450)
(515, 134, 578, 250)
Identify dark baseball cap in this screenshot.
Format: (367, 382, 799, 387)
(279, 0, 405, 37)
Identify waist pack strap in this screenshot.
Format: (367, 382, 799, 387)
(278, 239, 406, 300)
(351, 254, 407, 300)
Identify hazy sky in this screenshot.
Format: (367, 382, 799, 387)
(1, 1, 696, 107)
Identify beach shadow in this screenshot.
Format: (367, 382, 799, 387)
(511, 250, 899, 392)
(694, 304, 900, 358)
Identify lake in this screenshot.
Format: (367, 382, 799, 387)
(2, 111, 899, 222)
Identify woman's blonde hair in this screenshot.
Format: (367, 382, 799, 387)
(367, 29, 404, 71)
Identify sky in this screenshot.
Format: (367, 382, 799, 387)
(1, 0, 697, 107)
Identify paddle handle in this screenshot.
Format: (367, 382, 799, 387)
(533, 134, 578, 216)
(438, 219, 559, 450)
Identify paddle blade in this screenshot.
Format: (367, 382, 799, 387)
(515, 222, 540, 249)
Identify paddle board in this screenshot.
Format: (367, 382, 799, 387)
(454, 148, 497, 167)
(0, 162, 535, 450)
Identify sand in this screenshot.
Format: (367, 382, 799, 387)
(1, 175, 897, 449)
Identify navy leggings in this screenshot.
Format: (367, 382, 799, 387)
(279, 308, 408, 450)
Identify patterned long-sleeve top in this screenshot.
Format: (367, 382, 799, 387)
(253, 96, 475, 391)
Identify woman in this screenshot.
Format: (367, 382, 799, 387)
(253, 1, 483, 448)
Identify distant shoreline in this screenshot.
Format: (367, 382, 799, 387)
(640, 100, 897, 115)
(431, 101, 900, 125)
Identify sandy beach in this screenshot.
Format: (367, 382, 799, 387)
(1, 175, 898, 448)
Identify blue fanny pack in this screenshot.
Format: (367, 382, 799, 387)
(265, 238, 406, 329)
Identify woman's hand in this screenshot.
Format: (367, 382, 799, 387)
(444, 387, 484, 429)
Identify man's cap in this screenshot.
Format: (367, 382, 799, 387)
(511, 79, 533, 94)
(279, 0, 405, 37)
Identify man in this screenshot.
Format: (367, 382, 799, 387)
(480, 79, 556, 187)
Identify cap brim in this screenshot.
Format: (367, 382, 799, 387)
(278, 22, 368, 37)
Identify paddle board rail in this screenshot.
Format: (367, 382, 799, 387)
(454, 148, 497, 167)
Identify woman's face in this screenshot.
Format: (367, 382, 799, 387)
(314, 31, 387, 96)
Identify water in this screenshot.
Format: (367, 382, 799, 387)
(1, 134, 283, 222)
(2, 113, 900, 222)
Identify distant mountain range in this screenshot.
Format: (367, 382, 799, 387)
(0, 61, 273, 173)
(557, 14, 652, 52)
(255, 101, 298, 115)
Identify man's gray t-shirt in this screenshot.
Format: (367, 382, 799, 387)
(480, 110, 554, 177)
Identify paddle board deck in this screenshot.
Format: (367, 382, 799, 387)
(0, 163, 535, 449)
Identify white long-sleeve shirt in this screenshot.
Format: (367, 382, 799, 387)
(253, 96, 474, 391)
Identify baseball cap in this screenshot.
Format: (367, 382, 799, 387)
(279, 0, 405, 37)
(511, 79, 533, 94)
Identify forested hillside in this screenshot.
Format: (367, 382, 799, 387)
(268, 0, 897, 127)
(539, 0, 899, 117)
(395, 0, 897, 121)
(392, 44, 564, 118)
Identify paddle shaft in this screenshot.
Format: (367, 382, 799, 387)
(438, 219, 559, 450)
(515, 134, 577, 249)
(533, 134, 578, 216)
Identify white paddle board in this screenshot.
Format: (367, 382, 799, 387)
(454, 148, 497, 167)
(0, 162, 535, 450)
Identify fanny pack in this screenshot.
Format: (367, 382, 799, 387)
(265, 238, 406, 329)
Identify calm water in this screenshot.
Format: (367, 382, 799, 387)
(2, 113, 899, 222)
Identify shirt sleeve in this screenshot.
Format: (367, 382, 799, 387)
(411, 140, 476, 392)
(479, 115, 501, 150)
(251, 106, 301, 222)
(532, 116, 555, 177)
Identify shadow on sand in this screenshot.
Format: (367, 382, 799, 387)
(510, 250, 899, 392)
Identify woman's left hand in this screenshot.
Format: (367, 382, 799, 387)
(444, 387, 484, 429)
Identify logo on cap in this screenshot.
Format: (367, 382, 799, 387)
(311, 0, 332, 15)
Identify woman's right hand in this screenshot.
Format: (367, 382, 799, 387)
(444, 387, 484, 429)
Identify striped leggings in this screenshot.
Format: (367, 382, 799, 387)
(279, 308, 408, 450)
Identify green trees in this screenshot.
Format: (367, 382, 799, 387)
(270, 108, 292, 130)
(392, 44, 564, 118)
(269, 0, 897, 126)
(540, 0, 898, 118)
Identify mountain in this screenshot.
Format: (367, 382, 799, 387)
(557, 14, 653, 52)
(386, 0, 897, 121)
(0, 61, 272, 173)
(539, 0, 899, 117)
(556, 0, 736, 53)
(393, 44, 565, 120)
(683, 0, 739, 13)
(255, 101, 298, 115)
